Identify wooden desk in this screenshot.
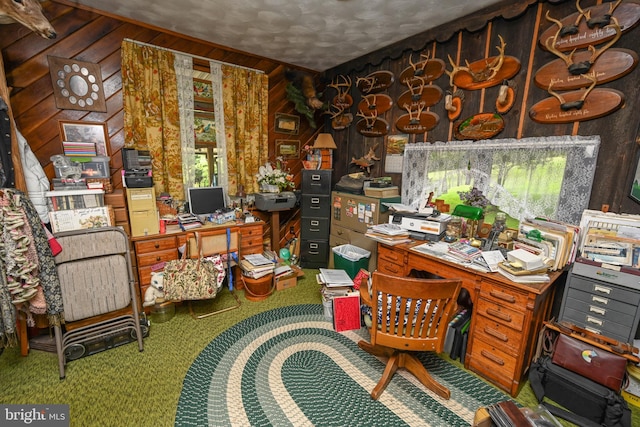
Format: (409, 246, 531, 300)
(377, 241, 565, 397)
(130, 220, 264, 310)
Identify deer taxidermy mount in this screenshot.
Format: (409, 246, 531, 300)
(446, 35, 520, 90)
(399, 52, 445, 86)
(355, 71, 395, 95)
(0, 0, 56, 39)
(355, 110, 389, 137)
(285, 69, 325, 128)
(397, 76, 443, 112)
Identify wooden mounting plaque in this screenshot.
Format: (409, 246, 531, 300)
(356, 118, 389, 137)
(451, 56, 521, 90)
(454, 113, 504, 140)
(357, 94, 393, 115)
(539, 2, 640, 52)
(397, 86, 443, 110)
(332, 94, 353, 109)
(356, 70, 395, 94)
(399, 59, 446, 86)
(529, 88, 625, 124)
(534, 48, 638, 90)
(395, 112, 439, 134)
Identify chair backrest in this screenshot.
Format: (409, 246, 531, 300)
(54, 227, 135, 322)
(186, 228, 239, 258)
(370, 271, 462, 353)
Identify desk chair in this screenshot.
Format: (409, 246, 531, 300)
(359, 271, 462, 400)
(52, 227, 145, 379)
(185, 228, 240, 319)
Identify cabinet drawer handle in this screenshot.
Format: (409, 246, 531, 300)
(154, 243, 160, 249)
(383, 265, 400, 274)
(486, 308, 512, 322)
(311, 197, 320, 204)
(484, 326, 508, 342)
(586, 316, 603, 326)
(594, 285, 611, 295)
(309, 251, 319, 255)
(589, 305, 606, 315)
(310, 228, 320, 232)
(591, 296, 609, 305)
(481, 349, 504, 366)
(489, 290, 516, 303)
(311, 174, 321, 181)
(310, 220, 319, 226)
(156, 256, 161, 261)
(585, 326, 601, 335)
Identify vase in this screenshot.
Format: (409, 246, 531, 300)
(260, 184, 280, 193)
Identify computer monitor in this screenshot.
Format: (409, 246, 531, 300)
(187, 186, 227, 216)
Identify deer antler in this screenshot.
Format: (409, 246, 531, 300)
(362, 95, 378, 111)
(546, 13, 621, 75)
(328, 75, 352, 102)
(446, 35, 506, 84)
(407, 76, 426, 101)
(356, 76, 376, 93)
(585, 0, 622, 29)
(446, 55, 471, 87)
(482, 35, 507, 81)
(547, 73, 597, 111)
(557, 0, 589, 36)
(356, 110, 378, 129)
(404, 103, 425, 125)
(408, 52, 431, 77)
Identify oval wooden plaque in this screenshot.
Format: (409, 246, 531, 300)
(534, 48, 638, 90)
(395, 112, 439, 134)
(332, 94, 353, 109)
(356, 118, 389, 137)
(451, 56, 521, 90)
(397, 86, 443, 111)
(529, 88, 625, 124)
(539, 2, 640, 52)
(399, 59, 446, 86)
(356, 70, 395, 94)
(454, 113, 505, 140)
(357, 94, 393, 115)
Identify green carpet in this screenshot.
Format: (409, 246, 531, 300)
(176, 304, 513, 426)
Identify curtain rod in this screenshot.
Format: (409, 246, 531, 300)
(123, 38, 264, 74)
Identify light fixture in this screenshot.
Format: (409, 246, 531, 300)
(312, 133, 337, 170)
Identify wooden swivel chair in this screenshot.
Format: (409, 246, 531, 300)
(358, 271, 462, 400)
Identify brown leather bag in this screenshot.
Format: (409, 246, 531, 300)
(551, 334, 627, 391)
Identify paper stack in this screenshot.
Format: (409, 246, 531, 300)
(447, 242, 482, 262)
(365, 223, 412, 246)
(240, 253, 275, 279)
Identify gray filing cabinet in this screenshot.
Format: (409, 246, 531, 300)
(299, 170, 332, 268)
(558, 261, 640, 344)
(329, 191, 399, 271)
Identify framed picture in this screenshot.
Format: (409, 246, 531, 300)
(59, 121, 110, 157)
(193, 78, 213, 103)
(195, 112, 216, 145)
(630, 149, 640, 204)
(276, 139, 300, 159)
(275, 113, 300, 135)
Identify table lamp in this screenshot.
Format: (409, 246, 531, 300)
(452, 204, 484, 238)
(313, 133, 337, 170)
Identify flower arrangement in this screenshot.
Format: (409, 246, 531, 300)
(256, 158, 295, 192)
(458, 187, 490, 208)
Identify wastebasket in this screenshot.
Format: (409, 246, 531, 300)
(332, 244, 371, 279)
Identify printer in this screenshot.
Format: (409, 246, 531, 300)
(122, 148, 153, 188)
(255, 191, 296, 212)
(390, 211, 450, 238)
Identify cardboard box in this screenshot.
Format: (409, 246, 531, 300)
(364, 186, 399, 198)
(274, 265, 304, 290)
(49, 207, 112, 233)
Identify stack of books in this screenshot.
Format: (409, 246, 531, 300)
(177, 213, 203, 230)
(317, 268, 360, 332)
(240, 253, 275, 279)
(447, 242, 482, 262)
(365, 223, 412, 246)
(497, 261, 550, 284)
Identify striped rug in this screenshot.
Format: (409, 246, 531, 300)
(176, 304, 513, 426)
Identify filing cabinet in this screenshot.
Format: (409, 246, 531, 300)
(300, 170, 331, 268)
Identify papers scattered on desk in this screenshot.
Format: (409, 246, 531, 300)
(244, 253, 274, 266)
(497, 262, 550, 283)
(369, 223, 409, 236)
(481, 250, 506, 273)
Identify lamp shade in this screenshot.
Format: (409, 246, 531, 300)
(313, 133, 337, 149)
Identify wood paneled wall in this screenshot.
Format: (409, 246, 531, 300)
(0, 1, 322, 247)
(322, 0, 640, 216)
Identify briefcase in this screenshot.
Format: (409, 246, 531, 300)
(551, 334, 627, 391)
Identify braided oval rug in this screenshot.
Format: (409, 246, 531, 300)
(175, 304, 513, 426)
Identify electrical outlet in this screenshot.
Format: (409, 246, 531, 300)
(289, 226, 295, 234)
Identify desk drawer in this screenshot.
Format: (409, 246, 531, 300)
(561, 306, 632, 343)
(302, 217, 330, 239)
(473, 315, 522, 357)
(137, 248, 179, 267)
(379, 244, 405, 265)
(566, 287, 638, 316)
(476, 297, 525, 332)
(568, 274, 640, 306)
(135, 236, 178, 253)
(468, 338, 518, 392)
(301, 195, 330, 218)
(300, 239, 329, 268)
(564, 295, 636, 325)
(480, 281, 528, 309)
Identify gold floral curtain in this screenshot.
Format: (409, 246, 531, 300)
(121, 40, 184, 200)
(220, 65, 269, 196)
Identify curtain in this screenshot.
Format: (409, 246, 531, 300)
(122, 40, 184, 200)
(174, 54, 195, 199)
(219, 64, 269, 196)
(402, 135, 600, 225)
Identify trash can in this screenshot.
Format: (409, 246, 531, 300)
(332, 244, 371, 279)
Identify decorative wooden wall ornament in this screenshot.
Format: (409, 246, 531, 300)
(47, 56, 107, 112)
(534, 48, 638, 90)
(529, 77, 625, 124)
(539, 1, 640, 52)
(453, 112, 505, 140)
(327, 76, 354, 130)
(495, 80, 516, 114)
(445, 90, 464, 121)
(356, 111, 389, 137)
(544, 14, 622, 76)
(355, 71, 395, 94)
(326, 104, 353, 130)
(395, 104, 439, 134)
(357, 94, 393, 115)
(445, 35, 521, 90)
(399, 53, 446, 86)
(397, 77, 443, 111)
